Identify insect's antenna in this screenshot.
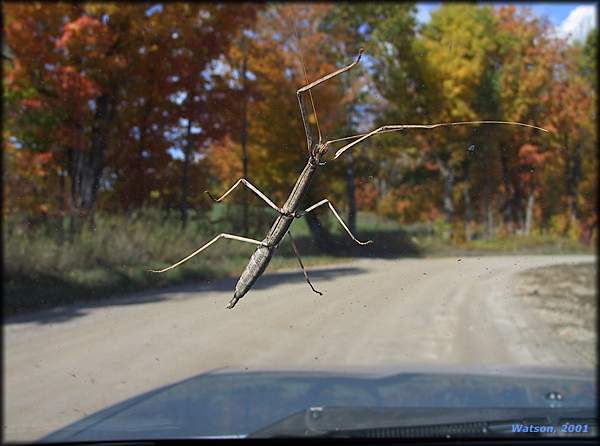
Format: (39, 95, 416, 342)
(299, 50, 322, 144)
(294, 25, 322, 145)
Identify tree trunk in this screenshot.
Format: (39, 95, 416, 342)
(305, 212, 333, 252)
(57, 168, 66, 244)
(524, 190, 535, 235)
(180, 118, 192, 229)
(66, 93, 113, 234)
(240, 37, 250, 236)
(345, 150, 357, 235)
(565, 142, 583, 233)
(513, 182, 525, 234)
(463, 182, 472, 241)
(136, 95, 155, 209)
(499, 146, 514, 233)
(378, 174, 388, 197)
(436, 156, 455, 225)
(487, 200, 494, 238)
(484, 174, 494, 238)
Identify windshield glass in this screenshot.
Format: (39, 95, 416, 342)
(3, 2, 597, 442)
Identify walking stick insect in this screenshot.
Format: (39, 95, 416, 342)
(150, 48, 549, 309)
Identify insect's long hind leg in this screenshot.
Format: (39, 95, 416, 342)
(287, 231, 322, 296)
(298, 199, 373, 246)
(148, 233, 264, 273)
(206, 178, 284, 213)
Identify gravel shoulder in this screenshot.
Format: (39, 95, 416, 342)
(513, 261, 597, 366)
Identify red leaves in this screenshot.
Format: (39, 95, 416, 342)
(518, 143, 547, 187)
(56, 16, 101, 47)
(518, 143, 546, 166)
(424, 161, 439, 171)
(56, 15, 117, 57)
(55, 66, 100, 100)
(32, 152, 54, 165)
(355, 180, 379, 211)
(21, 98, 44, 109)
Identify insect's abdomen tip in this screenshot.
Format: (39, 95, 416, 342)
(227, 293, 241, 309)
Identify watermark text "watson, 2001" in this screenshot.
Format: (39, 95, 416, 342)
(511, 423, 590, 434)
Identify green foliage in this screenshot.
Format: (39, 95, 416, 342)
(581, 28, 597, 90)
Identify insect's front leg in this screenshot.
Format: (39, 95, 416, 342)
(206, 178, 289, 215)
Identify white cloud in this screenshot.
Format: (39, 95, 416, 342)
(416, 6, 432, 24)
(558, 5, 597, 43)
(415, 3, 438, 25)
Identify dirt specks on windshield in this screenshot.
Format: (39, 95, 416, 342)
(515, 262, 597, 366)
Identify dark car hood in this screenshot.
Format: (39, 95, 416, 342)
(41, 364, 596, 441)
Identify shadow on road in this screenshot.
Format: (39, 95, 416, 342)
(5, 265, 367, 326)
(4, 228, 417, 324)
(278, 229, 423, 259)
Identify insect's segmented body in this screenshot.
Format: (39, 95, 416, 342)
(229, 158, 319, 308)
(150, 46, 548, 310)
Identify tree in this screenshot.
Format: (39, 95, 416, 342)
(4, 4, 257, 233)
(366, 4, 503, 240)
(320, 4, 403, 234)
(215, 4, 348, 250)
(165, 4, 259, 228)
(540, 36, 596, 237)
(492, 6, 558, 234)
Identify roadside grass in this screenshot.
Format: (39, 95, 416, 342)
(3, 207, 594, 317)
(3, 207, 353, 317)
(416, 231, 595, 256)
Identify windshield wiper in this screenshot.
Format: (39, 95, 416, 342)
(249, 406, 597, 438)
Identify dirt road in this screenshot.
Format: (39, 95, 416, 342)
(4, 255, 595, 441)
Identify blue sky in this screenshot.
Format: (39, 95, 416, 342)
(416, 3, 597, 41)
(416, 3, 594, 25)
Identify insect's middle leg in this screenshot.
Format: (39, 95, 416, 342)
(287, 231, 322, 295)
(296, 199, 373, 246)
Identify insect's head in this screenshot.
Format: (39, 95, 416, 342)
(317, 142, 329, 157)
(310, 142, 329, 166)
